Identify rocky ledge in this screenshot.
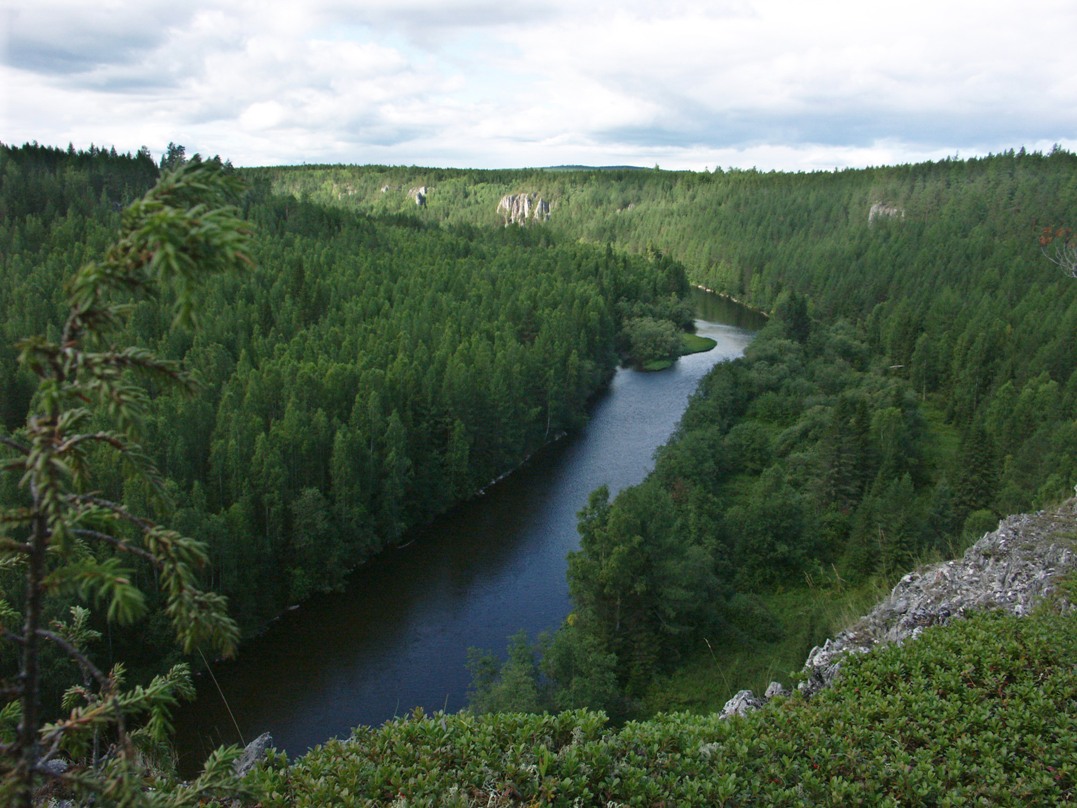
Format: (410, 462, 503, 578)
(497, 193, 550, 225)
(721, 497, 1076, 718)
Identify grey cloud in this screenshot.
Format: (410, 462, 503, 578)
(317, 0, 556, 47)
(4, 4, 194, 76)
(326, 1, 552, 28)
(7, 34, 157, 75)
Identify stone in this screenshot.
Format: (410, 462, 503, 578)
(720, 689, 765, 718)
(497, 193, 550, 225)
(234, 732, 274, 778)
(868, 201, 904, 223)
(764, 681, 789, 700)
(798, 498, 1075, 698)
(39, 758, 69, 776)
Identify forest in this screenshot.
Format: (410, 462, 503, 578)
(0, 143, 697, 685)
(254, 149, 1077, 715)
(1, 142, 1075, 803)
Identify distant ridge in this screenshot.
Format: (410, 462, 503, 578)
(540, 164, 649, 172)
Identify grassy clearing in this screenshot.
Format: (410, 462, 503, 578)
(641, 357, 676, 371)
(638, 333, 717, 371)
(681, 332, 717, 354)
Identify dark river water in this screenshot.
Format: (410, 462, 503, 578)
(173, 289, 762, 770)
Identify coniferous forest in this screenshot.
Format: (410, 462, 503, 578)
(1, 142, 1075, 804)
(253, 150, 1077, 716)
(0, 143, 690, 669)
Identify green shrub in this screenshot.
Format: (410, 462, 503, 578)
(252, 608, 1074, 806)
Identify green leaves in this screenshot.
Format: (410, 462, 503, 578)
(261, 609, 1075, 807)
(1, 157, 249, 805)
(70, 159, 251, 335)
(45, 557, 147, 624)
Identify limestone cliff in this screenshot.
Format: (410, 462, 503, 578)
(868, 201, 904, 223)
(497, 193, 550, 225)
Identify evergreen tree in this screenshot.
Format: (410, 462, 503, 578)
(954, 422, 999, 520)
(1, 161, 249, 806)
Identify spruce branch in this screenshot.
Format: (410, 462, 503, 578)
(2, 157, 251, 806)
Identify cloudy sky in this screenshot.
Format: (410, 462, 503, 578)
(3, 0, 1076, 171)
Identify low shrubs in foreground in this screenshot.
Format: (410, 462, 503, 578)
(250, 606, 1075, 806)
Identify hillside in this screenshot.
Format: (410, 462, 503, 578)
(433, 150, 1077, 720)
(3, 145, 1075, 804)
(249, 499, 1075, 806)
(0, 144, 692, 648)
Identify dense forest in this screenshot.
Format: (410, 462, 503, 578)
(256, 151, 1077, 714)
(2, 142, 1075, 803)
(0, 143, 691, 686)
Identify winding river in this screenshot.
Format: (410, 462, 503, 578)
(173, 289, 763, 770)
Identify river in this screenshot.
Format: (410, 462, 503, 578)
(173, 289, 763, 770)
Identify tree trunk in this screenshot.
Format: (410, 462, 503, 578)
(15, 504, 48, 808)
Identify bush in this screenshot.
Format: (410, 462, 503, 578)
(253, 608, 1075, 806)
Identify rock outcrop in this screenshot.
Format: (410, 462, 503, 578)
(721, 498, 1076, 717)
(234, 732, 274, 778)
(719, 689, 766, 718)
(379, 184, 426, 206)
(497, 193, 550, 225)
(868, 201, 904, 223)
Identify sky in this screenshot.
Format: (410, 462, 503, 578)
(3, 0, 1077, 172)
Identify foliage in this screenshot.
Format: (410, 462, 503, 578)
(257, 149, 1077, 521)
(466, 631, 542, 715)
(620, 316, 683, 368)
(5, 143, 1077, 803)
(0, 159, 248, 806)
(466, 149, 1076, 716)
(1, 144, 692, 648)
(254, 607, 1075, 806)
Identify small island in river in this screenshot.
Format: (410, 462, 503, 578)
(640, 331, 718, 371)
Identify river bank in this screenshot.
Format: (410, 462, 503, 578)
(173, 290, 759, 770)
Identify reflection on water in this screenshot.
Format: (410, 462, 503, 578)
(173, 289, 758, 769)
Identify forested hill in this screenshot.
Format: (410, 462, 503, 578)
(257, 151, 1076, 524)
(261, 152, 1077, 718)
(258, 152, 1077, 515)
(2, 144, 1075, 804)
(254, 156, 1077, 443)
(0, 144, 690, 669)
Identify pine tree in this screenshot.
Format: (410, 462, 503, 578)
(954, 422, 999, 521)
(1, 160, 252, 806)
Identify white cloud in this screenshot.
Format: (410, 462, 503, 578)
(3, 0, 1076, 169)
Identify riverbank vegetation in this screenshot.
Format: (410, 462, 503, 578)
(3, 142, 1076, 802)
(256, 605, 1076, 806)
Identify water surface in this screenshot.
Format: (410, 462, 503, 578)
(174, 290, 761, 767)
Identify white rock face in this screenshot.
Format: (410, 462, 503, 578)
(720, 689, 765, 718)
(868, 201, 904, 223)
(497, 193, 550, 225)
